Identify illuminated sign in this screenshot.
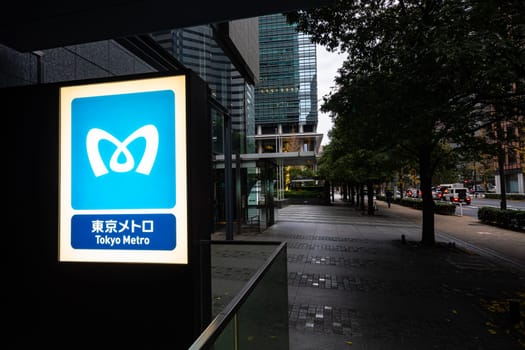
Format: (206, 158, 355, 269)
(59, 75, 187, 264)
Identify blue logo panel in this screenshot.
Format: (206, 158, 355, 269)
(71, 90, 176, 210)
(72, 214, 176, 250)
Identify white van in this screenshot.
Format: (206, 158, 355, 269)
(442, 187, 471, 205)
(437, 183, 462, 200)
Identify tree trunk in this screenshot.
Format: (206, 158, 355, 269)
(359, 184, 365, 212)
(420, 155, 435, 246)
(324, 180, 331, 205)
(498, 152, 507, 210)
(367, 181, 375, 215)
(399, 168, 405, 198)
(495, 122, 507, 210)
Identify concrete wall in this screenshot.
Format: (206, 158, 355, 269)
(229, 17, 260, 83)
(1, 40, 154, 88)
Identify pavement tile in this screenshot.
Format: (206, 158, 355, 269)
(212, 200, 525, 349)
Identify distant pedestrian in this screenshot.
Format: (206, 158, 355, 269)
(386, 190, 393, 208)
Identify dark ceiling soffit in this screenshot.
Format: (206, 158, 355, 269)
(115, 35, 186, 73)
(1, 1, 334, 52)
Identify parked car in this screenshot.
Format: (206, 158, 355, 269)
(431, 187, 443, 200)
(469, 185, 487, 196)
(406, 188, 421, 198)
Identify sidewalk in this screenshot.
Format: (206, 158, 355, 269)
(383, 200, 525, 269)
(216, 200, 525, 349)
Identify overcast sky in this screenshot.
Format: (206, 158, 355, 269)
(316, 45, 347, 145)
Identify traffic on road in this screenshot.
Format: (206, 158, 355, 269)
(403, 182, 525, 218)
(453, 197, 525, 218)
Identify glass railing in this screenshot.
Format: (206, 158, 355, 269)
(189, 241, 289, 350)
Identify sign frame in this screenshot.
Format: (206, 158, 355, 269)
(59, 74, 188, 264)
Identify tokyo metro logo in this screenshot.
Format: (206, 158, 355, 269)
(86, 124, 159, 177)
(71, 90, 176, 210)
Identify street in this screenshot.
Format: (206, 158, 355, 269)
(448, 197, 525, 218)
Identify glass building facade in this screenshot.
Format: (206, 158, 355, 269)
(255, 13, 319, 154)
(152, 26, 255, 155)
(151, 25, 270, 230)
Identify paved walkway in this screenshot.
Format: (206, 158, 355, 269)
(214, 200, 525, 349)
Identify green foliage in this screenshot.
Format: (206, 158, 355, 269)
(478, 207, 525, 232)
(396, 198, 456, 215)
(484, 193, 525, 200)
(289, 167, 314, 180)
(434, 201, 459, 216)
(284, 187, 324, 199)
(287, 0, 525, 242)
(284, 187, 327, 205)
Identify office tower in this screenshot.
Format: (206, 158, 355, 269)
(255, 13, 322, 155)
(151, 22, 260, 229)
(254, 13, 322, 202)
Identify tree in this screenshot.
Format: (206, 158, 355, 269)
(318, 80, 400, 215)
(287, 0, 525, 245)
(453, 0, 525, 209)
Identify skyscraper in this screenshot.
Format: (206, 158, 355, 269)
(151, 21, 258, 156)
(150, 21, 261, 230)
(255, 13, 322, 155)
(254, 13, 322, 203)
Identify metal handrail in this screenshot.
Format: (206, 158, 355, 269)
(188, 240, 287, 350)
